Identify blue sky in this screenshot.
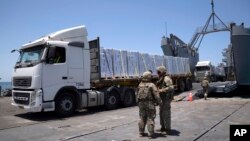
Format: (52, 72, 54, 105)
(0, 0, 249, 81)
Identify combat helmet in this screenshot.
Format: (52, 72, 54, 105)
(142, 71, 152, 81)
(156, 66, 167, 73)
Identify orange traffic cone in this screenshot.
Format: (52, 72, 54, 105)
(188, 92, 193, 101)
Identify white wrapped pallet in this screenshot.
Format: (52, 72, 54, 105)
(100, 48, 113, 78)
(113, 49, 123, 77)
(154, 55, 165, 67)
(140, 53, 155, 75)
(146, 54, 155, 73)
(164, 56, 173, 75)
(100, 48, 107, 78)
(102, 48, 114, 78)
(100, 47, 190, 78)
(163, 56, 168, 73)
(179, 57, 185, 74)
(185, 58, 191, 73)
(149, 55, 156, 74)
(127, 51, 140, 77)
(174, 57, 180, 75)
(183, 58, 187, 73)
(138, 53, 147, 76)
(174, 57, 179, 75)
(171, 56, 176, 75)
(120, 50, 128, 77)
(183, 58, 187, 74)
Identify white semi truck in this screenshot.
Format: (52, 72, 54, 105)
(11, 26, 192, 116)
(194, 61, 225, 82)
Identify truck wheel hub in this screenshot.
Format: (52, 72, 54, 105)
(61, 99, 72, 111)
(109, 96, 116, 105)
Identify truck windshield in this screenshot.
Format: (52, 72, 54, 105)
(16, 45, 45, 68)
(195, 66, 210, 71)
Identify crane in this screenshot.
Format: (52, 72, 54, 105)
(189, 0, 230, 50)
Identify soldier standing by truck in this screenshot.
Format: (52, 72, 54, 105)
(201, 76, 209, 100)
(156, 66, 174, 135)
(136, 71, 162, 139)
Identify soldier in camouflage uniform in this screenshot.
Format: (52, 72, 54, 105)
(156, 66, 174, 135)
(201, 76, 209, 100)
(136, 71, 162, 138)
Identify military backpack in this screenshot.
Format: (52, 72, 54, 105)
(137, 83, 152, 100)
(201, 80, 209, 87)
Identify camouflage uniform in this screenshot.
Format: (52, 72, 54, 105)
(201, 77, 209, 100)
(137, 71, 162, 138)
(156, 66, 174, 134)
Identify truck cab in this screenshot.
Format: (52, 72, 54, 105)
(12, 26, 138, 117)
(12, 26, 97, 116)
(194, 61, 212, 82)
(194, 61, 226, 82)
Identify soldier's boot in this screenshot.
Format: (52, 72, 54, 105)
(148, 134, 155, 139)
(156, 126, 166, 132)
(148, 124, 155, 139)
(165, 129, 171, 135)
(138, 120, 146, 137)
(162, 119, 171, 135)
(139, 133, 147, 137)
(204, 93, 208, 100)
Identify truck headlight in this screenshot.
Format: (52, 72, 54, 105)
(30, 89, 42, 102)
(30, 92, 36, 102)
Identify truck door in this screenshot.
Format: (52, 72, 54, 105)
(42, 46, 68, 101)
(67, 45, 84, 88)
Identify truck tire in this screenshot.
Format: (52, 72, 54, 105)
(55, 92, 76, 117)
(185, 79, 192, 91)
(178, 79, 185, 92)
(105, 90, 119, 110)
(122, 88, 135, 107)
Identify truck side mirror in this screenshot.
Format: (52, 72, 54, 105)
(11, 49, 21, 54)
(46, 47, 56, 64)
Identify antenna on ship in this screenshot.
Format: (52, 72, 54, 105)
(165, 22, 168, 37)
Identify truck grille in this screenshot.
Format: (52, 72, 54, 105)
(196, 72, 205, 77)
(13, 92, 30, 105)
(13, 77, 32, 87)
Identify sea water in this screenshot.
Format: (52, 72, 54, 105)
(0, 82, 11, 90)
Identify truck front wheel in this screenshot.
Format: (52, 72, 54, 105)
(105, 90, 119, 110)
(55, 92, 76, 117)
